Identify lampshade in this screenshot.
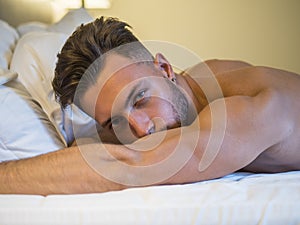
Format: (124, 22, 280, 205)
(83, 0, 111, 8)
(54, 0, 111, 9)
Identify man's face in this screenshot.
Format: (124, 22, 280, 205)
(82, 53, 188, 144)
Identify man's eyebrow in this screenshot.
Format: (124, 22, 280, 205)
(100, 81, 142, 128)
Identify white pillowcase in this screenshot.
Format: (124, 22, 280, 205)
(48, 8, 94, 35)
(10, 31, 96, 145)
(9, 8, 95, 145)
(0, 79, 65, 162)
(0, 9, 96, 161)
(10, 31, 69, 144)
(17, 21, 48, 37)
(16, 8, 93, 37)
(0, 68, 18, 85)
(0, 20, 19, 69)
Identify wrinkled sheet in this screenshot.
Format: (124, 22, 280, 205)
(1, 171, 299, 225)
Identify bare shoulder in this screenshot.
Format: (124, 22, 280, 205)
(204, 59, 253, 74)
(182, 59, 252, 78)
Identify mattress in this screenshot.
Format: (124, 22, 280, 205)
(1, 171, 299, 225)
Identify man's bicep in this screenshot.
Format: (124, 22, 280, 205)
(161, 95, 261, 184)
(115, 90, 290, 185)
(157, 96, 264, 183)
(197, 95, 262, 161)
(178, 94, 271, 180)
(199, 89, 291, 153)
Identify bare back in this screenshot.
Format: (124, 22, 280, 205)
(188, 62, 300, 172)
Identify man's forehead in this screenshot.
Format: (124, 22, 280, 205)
(97, 53, 154, 85)
(98, 53, 135, 83)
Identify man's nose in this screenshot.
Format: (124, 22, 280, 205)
(128, 110, 154, 138)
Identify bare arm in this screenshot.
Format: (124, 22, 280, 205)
(0, 145, 127, 195)
(0, 81, 291, 195)
(134, 87, 292, 184)
(0, 66, 293, 195)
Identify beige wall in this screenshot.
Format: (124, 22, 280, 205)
(1, 0, 299, 73)
(0, 0, 54, 25)
(89, 0, 300, 74)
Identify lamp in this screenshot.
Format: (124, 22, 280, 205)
(81, 0, 111, 9)
(55, 0, 111, 9)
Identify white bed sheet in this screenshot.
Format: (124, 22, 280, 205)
(1, 171, 299, 225)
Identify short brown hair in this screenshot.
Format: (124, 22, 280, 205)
(53, 16, 152, 108)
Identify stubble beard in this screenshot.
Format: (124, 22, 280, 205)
(165, 79, 189, 129)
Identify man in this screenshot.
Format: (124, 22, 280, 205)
(0, 17, 299, 195)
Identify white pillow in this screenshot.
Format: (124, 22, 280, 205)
(10, 31, 96, 145)
(48, 8, 94, 35)
(16, 8, 93, 37)
(0, 68, 18, 85)
(10, 31, 68, 143)
(0, 20, 19, 69)
(0, 79, 65, 162)
(17, 21, 48, 37)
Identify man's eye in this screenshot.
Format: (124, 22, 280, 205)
(136, 90, 145, 101)
(134, 90, 147, 107)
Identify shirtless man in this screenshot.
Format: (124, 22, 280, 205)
(0, 17, 299, 195)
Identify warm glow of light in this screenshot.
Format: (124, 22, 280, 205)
(53, 0, 111, 9)
(55, 0, 81, 9)
(84, 0, 111, 9)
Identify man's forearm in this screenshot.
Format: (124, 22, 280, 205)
(0, 130, 205, 195)
(0, 146, 126, 195)
(0, 114, 267, 195)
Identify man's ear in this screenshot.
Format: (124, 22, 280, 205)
(154, 53, 176, 82)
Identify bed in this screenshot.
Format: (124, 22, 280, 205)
(0, 8, 299, 225)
